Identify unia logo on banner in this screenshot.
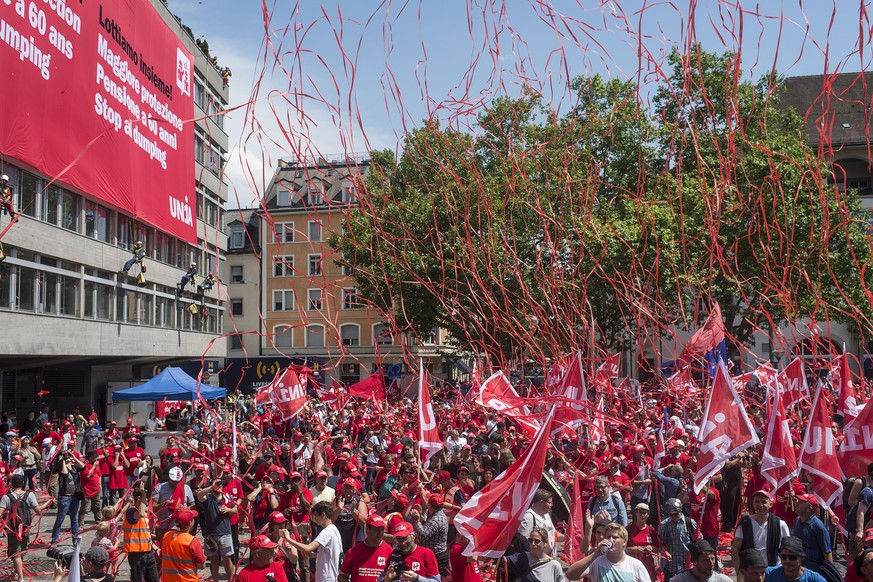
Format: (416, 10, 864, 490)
(169, 194, 194, 226)
(176, 48, 191, 96)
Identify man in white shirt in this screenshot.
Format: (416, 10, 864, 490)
(588, 523, 651, 582)
(312, 471, 336, 504)
(288, 500, 344, 582)
(730, 490, 790, 582)
(519, 489, 561, 554)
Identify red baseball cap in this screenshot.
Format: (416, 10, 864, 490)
(429, 494, 444, 507)
(752, 489, 771, 499)
(341, 477, 358, 488)
(796, 493, 818, 506)
(391, 491, 409, 508)
(315, 470, 328, 478)
(127, 418, 133, 424)
(269, 511, 287, 524)
(865, 528, 873, 542)
(250, 535, 278, 550)
(175, 508, 198, 525)
(437, 470, 451, 480)
(366, 514, 386, 528)
(289, 471, 302, 479)
(392, 521, 414, 537)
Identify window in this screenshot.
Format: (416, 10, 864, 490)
(229, 334, 243, 350)
(41, 185, 59, 225)
(309, 188, 324, 206)
(19, 172, 39, 218)
(273, 289, 294, 311)
(306, 324, 325, 347)
(307, 289, 323, 310)
(60, 189, 78, 231)
(277, 188, 291, 206)
(373, 323, 392, 346)
(229, 226, 245, 249)
(277, 222, 295, 243)
(274, 326, 293, 348)
(308, 221, 322, 242)
(16, 266, 36, 311)
(308, 254, 322, 276)
(341, 362, 360, 385)
(340, 324, 360, 346)
(424, 328, 438, 345)
(273, 255, 294, 277)
(230, 265, 244, 283)
(342, 288, 359, 310)
(230, 299, 243, 316)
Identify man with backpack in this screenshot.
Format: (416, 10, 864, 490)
(848, 464, 873, 561)
(588, 475, 628, 527)
(730, 490, 790, 582)
(0, 473, 52, 582)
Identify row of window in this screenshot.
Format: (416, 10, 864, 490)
(258, 322, 393, 349)
(275, 186, 357, 207)
(229, 220, 323, 250)
(195, 131, 227, 177)
(193, 76, 226, 132)
(0, 255, 223, 333)
(1, 167, 221, 272)
(272, 254, 323, 277)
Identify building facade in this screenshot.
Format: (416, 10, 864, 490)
(0, 0, 229, 418)
(220, 155, 454, 392)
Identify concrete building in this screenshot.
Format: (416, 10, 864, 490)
(220, 154, 455, 392)
(0, 0, 229, 418)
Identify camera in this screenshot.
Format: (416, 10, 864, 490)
(393, 561, 409, 574)
(47, 546, 77, 568)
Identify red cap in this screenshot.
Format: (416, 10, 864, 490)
(175, 508, 198, 525)
(457, 465, 470, 473)
(127, 418, 133, 424)
(289, 471, 302, 479)
(634, 444, 646, 452)
(865, 528, 873, 542)
(366, 514, 387, 528)
(315, 470, 328, 478)
(391, 491, 409, 508)
(185, 429, 195, 435)
(268, 465, 283, 474)
(752, 489, 771, 499)
(194, 464, 207, 471)
(429, 494, 444, 507)
(341, 477, 358, 488)
(438, 470, 451, 480)
(222, 464, 233, 473)
(250, 535, 279, 550)
(127, 434, 138, 440)
(66, 441, 75, 447)
(269, 511, 287, 524)
(796, 493, 818, 506)
(392, 521, 414, 537)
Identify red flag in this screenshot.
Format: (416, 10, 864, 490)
(548, 352, 587, 436)
(760, 380, 799, 491)
(588, 396, 606, 444)
(834, 352, 860, 424)
(466, 361, 482, 402)
(417, 361, 443, 468)
(678, 302, 725, 366)
(694, 360, 759, 493)
(731, 371, 754, 394)
(454, 408, 556, 557)
(838, 395, 873, 480)
(778, 358, 810, 407)
(591, 353, 621, 393)
(348, 371, 386, 401)
(800, 381, 843, 506)
(267, 367, 308, 420)
(561, 468, 585, 563)
(667, 367, 699, 395)
(653, 416, 667, 470)
(477, 371, 541, 437)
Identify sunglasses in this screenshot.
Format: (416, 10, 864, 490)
(778, 554, 799, 562)
(528, 538, 544, 545)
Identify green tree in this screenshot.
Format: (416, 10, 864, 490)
(654, 46, 873, 351)
(334, 47, 873, 365)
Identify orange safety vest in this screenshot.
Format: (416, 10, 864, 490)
(123, 513, 152, 553)
(161, 531, 200, 582)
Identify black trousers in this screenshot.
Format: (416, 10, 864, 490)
(128, 551, 160, 582)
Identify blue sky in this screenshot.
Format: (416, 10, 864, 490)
(166, 0, 873, 208)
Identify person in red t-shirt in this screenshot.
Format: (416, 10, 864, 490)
(236, 535, 289, 582)
(122, 418, 141, 437)
(282, 472, 313, 524)
(78, 449, 103, 524)
(34, 422, 60, 451)
(626, 502, 661, 581)
(340, 514, 393, 582)
(222, 465, 245, 562)
(159, 436, 182, 472)
(122, 435, 145, 486)
(381, 521, 439, 582)
(106, 445, 127, 504)
(214, 436, 233, 465)
(449, 529, 481, 582)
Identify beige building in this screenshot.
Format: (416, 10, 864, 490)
(231, 155, 455, 390)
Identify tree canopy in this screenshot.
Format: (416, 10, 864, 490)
(332, 46, 873, 366)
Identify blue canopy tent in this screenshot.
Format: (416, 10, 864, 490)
(112, 367, 226, 402)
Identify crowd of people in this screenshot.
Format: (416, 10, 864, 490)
(0, 381, 869, 582)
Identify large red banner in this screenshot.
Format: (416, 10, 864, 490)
(1, 0, 196, 243)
